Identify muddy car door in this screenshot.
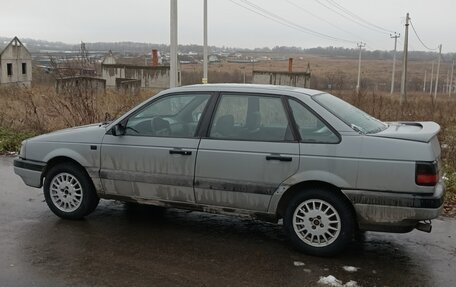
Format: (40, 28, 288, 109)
(194, 93, 299, 212)
(100, 93, 211, 203)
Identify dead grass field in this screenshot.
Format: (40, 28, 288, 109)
(182, 54, 450, 93)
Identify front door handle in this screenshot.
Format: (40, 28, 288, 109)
(266, 155, 292, 162)
(169, 149, 192, 156)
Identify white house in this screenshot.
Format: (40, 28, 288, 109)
(0, 37, 32, 87)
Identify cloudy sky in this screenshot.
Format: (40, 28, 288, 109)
(0, 0, 454, 52)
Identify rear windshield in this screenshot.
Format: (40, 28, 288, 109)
(313, 93, 387, 134)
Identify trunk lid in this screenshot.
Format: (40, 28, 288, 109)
(370, 121, 440, 143)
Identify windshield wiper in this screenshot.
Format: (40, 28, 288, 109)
(367, 125, 388, 134)
(350, 124, 366, 134)
(99, 121, 112, 127)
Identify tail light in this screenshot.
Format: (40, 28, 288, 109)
(415, 161, 439, 186)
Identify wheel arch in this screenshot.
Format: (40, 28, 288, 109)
(42, 156, 92, 185)
(275, 180, 357, 223)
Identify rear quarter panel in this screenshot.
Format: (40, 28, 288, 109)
(357, 135, 440, 193)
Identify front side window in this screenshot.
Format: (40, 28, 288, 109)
(313, 93, 387, 134)
(125, 94, 210, 137)
(288, 99, 339, 143)
(209, 94, 293, 141)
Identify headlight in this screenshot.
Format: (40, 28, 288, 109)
(19, 140, 27, 159)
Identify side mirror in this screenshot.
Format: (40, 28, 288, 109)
(112, 123, 126, 136)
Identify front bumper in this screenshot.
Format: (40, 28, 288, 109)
(343, 182, 445, 232)
(13, 158, 46, 188)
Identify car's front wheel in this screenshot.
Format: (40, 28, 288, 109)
(44, 163, 99, 219)
(284, 189, 355, 256)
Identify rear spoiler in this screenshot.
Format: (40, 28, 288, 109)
(372, 121, 440, 143)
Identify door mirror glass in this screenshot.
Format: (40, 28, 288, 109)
(112, 123, 126, 136)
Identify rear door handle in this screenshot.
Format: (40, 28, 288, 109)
(266, 155, 292, 162)
(169, 149, 192, 156)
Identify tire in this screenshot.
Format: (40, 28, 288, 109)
(43, 163, 100, 219)
(283, 188, 355, 256)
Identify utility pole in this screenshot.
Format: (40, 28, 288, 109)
(450, 60, 454, 97)
(400, 13, 410, 105)
(429, 61, 434, 95)
(390, 33, 400, 94)
(434, 44, 442, 100)
(202, 0, 208, 84)
(356, 42, 365, 94)
(423, 70, 427, 92)
(170, 0, 178, 88)
(445, 70, 450, 94)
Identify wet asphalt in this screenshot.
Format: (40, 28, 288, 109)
(1, 156, 455, 287)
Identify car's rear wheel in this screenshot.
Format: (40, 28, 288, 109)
(284, 188, 354, 256)
(44, 163, 99, 219)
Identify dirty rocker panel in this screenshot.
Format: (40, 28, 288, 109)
(100, 169, 193, 187)
(100, 193, 278, 222)
(194, 178, 277, 195)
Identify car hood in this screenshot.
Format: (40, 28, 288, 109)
(28, 123, 108, 144)
(370, 121, 440, 143)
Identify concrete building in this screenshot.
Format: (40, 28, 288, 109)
(55, 76, 106, 94)
(0, 37, 32, 87)
(102, 50, 116, 65)
(252, 71, 311, 88)
(101, 63, 171, 89)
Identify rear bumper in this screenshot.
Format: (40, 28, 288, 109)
(343, 182, 445, 232)
(13, 158, 46, 188)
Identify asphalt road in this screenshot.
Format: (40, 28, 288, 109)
(1, 156, 455, 287)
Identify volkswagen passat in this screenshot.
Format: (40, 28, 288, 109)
(14, 84, 445, 256)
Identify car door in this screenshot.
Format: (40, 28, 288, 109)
(100, 93, 211, 203)
(194, 93, 300, 212)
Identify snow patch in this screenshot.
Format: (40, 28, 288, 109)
(293, 261, 305, 266)
(343, 266, 359, 272)
(318, 275, 360, 287)
(318, 275, 342, 286)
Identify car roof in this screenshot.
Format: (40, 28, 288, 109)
(165, 84, 324, 97)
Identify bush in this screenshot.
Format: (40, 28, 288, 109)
(0, 128, 36, 154)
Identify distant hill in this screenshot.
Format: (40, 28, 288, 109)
(1, 36, 454, 62)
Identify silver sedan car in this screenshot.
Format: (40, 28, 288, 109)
(14, 84, 445, 256)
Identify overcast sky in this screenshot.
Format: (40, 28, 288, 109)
(1, 0, 454, 52)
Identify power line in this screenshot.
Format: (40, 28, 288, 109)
(313, 0, 391, 35)
(229, 0, 357, 44)
(240, 0, 358, 43)
(285, 0, 366, 42)
(409, 19, 438, 51)
(325, 0, 395, 34)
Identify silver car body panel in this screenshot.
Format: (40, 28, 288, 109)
(194, 139, 299, 212)
(100, 135, 198, 202)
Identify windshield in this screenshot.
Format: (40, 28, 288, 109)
(313, 93, 387, 134)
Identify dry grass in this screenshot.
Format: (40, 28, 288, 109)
(0, 85, 155, 133)
(181, 55, 451, 92)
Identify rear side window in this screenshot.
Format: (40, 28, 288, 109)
(313, 93, 387, 134)
(288, 99, 339, 143)
(209, 94, 293, 141)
